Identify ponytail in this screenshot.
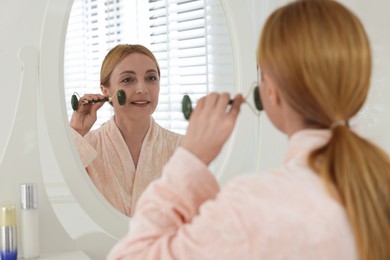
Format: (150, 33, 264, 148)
(309, 126, 390, 260)
(258, 1, 390, 258)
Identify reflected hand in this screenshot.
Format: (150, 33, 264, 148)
(182, 93, 244, 165)
(70, 93, 107, 136)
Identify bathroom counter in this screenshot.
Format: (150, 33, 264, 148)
(36, 250, 91, 259)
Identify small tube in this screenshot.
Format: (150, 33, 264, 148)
(20, 183, 40, 259)
(0, 204, 17, 260)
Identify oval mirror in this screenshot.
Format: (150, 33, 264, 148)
(40, 0, 258, 241)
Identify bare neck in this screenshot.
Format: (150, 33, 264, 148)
(114, 116, 151, 168)
(279, 100, 312, 138)
(284, 110, 307, 137)
(283, 108, 327, 138)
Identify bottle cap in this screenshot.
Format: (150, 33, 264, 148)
(20, 183, 38, 210)
(0, 204, 16, 227)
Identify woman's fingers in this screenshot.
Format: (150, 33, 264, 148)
(191, 92, 232, 120)
(214, 92, 230, 116)
(228, 94, 244, 118)
(79, 94, 106, 105)
(70, 93, 107, 136)
(78, 93, 107, 113)
(182, 92, 243, 165)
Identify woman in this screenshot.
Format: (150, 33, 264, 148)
(108, 1, 390, 259)
(70, 44, 182, 217)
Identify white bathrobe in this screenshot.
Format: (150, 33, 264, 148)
(72, 117, 182, 217)
(108, 129, 357, 259)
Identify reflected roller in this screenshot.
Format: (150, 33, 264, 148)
(71, 89, 127, 111)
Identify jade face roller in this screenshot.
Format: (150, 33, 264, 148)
(181, 81, 263, 120)
(71, 89, 127, 111)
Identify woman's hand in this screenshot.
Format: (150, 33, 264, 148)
(181, 93, 244, 165)
(70, 93, 107, 136)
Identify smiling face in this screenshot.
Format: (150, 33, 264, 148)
(102, 52, 160, 121)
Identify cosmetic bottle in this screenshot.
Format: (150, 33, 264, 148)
(20, 183, 40, 259)
(0, 204, 17, 260)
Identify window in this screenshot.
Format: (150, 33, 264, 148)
(64, 0, 234, 134)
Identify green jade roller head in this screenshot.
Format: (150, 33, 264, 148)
(252, 86, 263, 111)
(71, 89, 127, 111)
(181, 95, 193, 120)
(181, 86, 263, 120)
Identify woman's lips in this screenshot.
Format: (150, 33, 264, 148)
(129, 100, 150, 106)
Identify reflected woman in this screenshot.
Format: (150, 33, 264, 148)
(70, 44, 182, 217)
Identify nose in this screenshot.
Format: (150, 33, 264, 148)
(135, 80, 148, 94)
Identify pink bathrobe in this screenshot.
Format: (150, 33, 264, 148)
(72, 117, 182, 217)
(107, 129, 357, 259)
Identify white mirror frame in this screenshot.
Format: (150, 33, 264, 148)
(40, 0, 257, 240)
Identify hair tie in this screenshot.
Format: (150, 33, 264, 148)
(330, 120, 349, 129)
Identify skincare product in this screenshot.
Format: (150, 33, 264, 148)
(0, 204, 17, 260)
(20, 183, 40, 259)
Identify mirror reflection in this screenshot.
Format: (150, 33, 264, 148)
(69, 44, 183, 217)
(64, 0, 234, 216)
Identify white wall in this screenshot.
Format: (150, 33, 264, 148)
(244, 0, 390, 172)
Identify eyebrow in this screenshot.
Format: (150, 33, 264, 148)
(120, 69, 158, 75)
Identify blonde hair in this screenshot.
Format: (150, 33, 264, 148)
(100, 44, 160, 87)
(258, 0, 390, 259)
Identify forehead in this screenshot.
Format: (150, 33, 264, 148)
(113, 52, 157, 74)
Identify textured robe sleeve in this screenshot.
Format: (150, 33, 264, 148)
(107, 147, 250, 260)
(70, 127, 97, 167)
(107, 129, 358, 259)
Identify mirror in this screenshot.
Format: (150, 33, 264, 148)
(40, 0, 258, 240)
(64, 0, 235, 134)
(63, 0, 237, 217)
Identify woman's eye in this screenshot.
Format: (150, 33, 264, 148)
(122, 77, 135, 84)
(147, 75, 158, 81)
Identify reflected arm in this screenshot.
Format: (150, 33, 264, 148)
(70, 127, 97, 167)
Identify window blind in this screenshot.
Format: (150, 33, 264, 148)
(64, 0, 234, 134)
